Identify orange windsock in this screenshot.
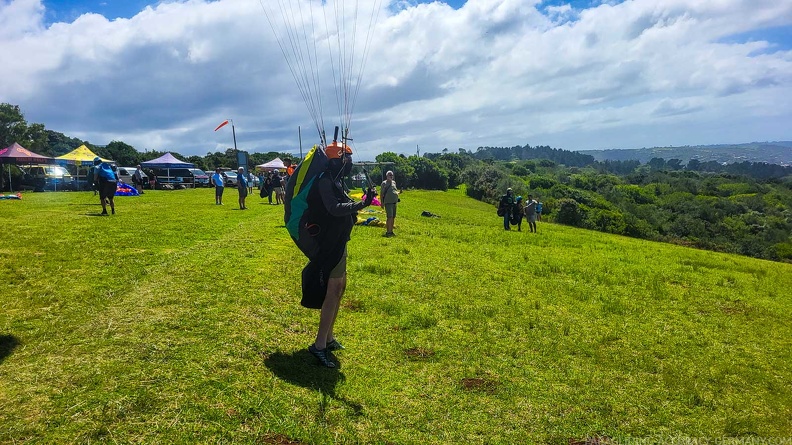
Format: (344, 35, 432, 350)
(214, 120, 229, 131)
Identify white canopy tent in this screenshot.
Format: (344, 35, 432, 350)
(256, 157, 286, 171)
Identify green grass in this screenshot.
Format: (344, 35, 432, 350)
(1, 187, 791, 444)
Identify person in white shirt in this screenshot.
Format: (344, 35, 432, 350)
(524, 194, 538, 233)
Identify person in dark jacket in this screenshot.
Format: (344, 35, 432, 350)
(499, 188, 515, 230)
(306, 141, 374, 368)
(262, 172, 274, 204)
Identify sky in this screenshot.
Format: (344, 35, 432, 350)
(2, 0, 791, 160)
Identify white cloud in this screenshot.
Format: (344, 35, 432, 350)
(0, 0, 43, 37)
(0, 0, 790, 159)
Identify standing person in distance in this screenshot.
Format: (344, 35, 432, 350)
(132, 165, 145, 194)
(236, 167, 249, 210)
(211, 168, 225, 205)
(263, 172, 274, 204)
(272, 170, 283, 205)
(499, 188, 516, 231)
(306, 142, 375, 368)
(524, 194, 538, 233)
(148, 172, 157, 190)
(380, 170, 400, 237)
(92, 157, 118, 215)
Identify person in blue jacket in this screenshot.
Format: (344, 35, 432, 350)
(92, 157, 118, 215)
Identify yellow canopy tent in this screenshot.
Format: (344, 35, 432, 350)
(55, 145, 114, 190)
(56, 145, 113, 164)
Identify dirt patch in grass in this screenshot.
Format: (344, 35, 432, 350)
(460, 377, 498, 393)
(718, 300, 750, 315)
(404, 347, 435, 360)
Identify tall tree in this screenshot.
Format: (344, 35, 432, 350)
(46, 130, 86, 157)
(25, 123, 50, 154)
(0, 103, 28, 149)
(103, 141, 141, 166)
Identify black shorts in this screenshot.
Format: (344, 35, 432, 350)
(99, 180, 117, 200)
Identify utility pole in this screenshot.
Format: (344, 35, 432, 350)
(298, 126, 303, 159)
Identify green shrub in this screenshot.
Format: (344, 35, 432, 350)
(555, 198, 586, 227)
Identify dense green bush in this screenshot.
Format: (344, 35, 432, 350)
(556, 198, 586, 227)
(586, 208, 627, 234)
(511, 165, 529, 176)
(463, 165, 505, 203)
(529, 175, 557, 189)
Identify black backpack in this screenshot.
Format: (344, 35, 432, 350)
(497, 195, 509, 217)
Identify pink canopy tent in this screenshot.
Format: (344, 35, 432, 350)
(0, 143, 54, 192)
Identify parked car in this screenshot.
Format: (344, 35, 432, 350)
(189, 168, 210, 187)
(21, 164, 75, 191)
(117, 167, 148, 185)
(220, 169, 259, 188)
(220, 168, 238, 187)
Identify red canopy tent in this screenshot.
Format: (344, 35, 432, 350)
(0, 143, 54, 192)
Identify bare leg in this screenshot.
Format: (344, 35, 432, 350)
(315, 274, 346, 350)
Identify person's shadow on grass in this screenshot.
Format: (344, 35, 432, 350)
(0, 335, 20, 365)
(264, 349, 363, 417)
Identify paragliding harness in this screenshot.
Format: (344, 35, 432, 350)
(284, 144, 331, 260)
(284, 128, 369, 309)
(510, 201, 523, 226)
(497, 194, 512, 217)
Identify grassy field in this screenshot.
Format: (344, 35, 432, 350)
(1, 187, 791, 444)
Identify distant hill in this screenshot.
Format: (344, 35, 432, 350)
(579, 141, 792, 166)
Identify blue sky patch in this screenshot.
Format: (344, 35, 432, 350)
(719, 25, 792, 55)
